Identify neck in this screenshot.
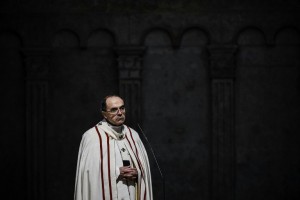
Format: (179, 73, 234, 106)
(106, 121, 123, 134)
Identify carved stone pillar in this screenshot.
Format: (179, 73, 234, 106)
(114, 46, 145, 127)
(208, 45, 237, 200)
(23, 48, 50, 200)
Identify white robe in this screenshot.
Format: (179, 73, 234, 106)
(74, 121, 153, 200)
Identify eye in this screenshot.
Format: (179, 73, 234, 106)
(110, 108, 118, 112)
(120, 106, 125, 110)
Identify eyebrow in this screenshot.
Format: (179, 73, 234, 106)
(109, 105, 125, 110)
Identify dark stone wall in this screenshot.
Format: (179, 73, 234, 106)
(0, 1, 299, 200)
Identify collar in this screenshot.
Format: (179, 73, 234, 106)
(98, 119, 125, 140)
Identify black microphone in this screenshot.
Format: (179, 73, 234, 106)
(137, 124, 165, 200)
(123, 160, 130, 166)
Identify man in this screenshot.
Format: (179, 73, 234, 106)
(74, 95, 153, 200)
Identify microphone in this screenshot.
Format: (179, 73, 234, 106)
(137, 124, 165, 200)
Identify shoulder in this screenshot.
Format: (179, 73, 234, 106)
(80, 126, 99, 145)
(125, 125, 141, 139)
(83, 126, 97, 137)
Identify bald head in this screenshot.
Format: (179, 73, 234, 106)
(101, 95, 126, 126)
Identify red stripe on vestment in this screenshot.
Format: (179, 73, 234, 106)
(125, 134, 134, 152)
(127, 127, 145, 177)
(126, 126, 147, 200)
(125, 133, 144, 199)
(125, 134, 143, 177)
(95, 126, 105, 200)
(128, 128, 139, 155)
(106, 133, 113, 200)
(144, 188, 147, 200)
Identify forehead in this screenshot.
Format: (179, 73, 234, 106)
(106, 96, 124, 108)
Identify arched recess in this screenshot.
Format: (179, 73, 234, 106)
(142, 28, 173, 47)
(52, 29, 80, 48)
(179, 27, 209, 46)
(87, 29, 115, 48)
(274, 27, 300, 45)
(235, 25, 300, 200)
(235, 27, 267, 67)
(0, 30, 25, 199)
(236, 27, 266, 46)
(271, 27, 300, 66)
(48, 26, 118, 196)
(142, 27, 210, 200)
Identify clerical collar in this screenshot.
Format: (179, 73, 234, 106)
(101, 119, 125, 140)
(107, 122, 123, 134)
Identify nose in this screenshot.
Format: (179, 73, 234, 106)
(116, 109, 122, 115)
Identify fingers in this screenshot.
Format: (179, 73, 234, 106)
(119, 167, 138, 180)
(120, 167, 137, 173)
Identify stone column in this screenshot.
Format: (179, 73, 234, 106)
(23, 48, 50, 200)
(208, 45, 237, 200)
(114, 46, 145, 127)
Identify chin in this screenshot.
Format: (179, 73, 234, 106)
(110, 120, 123, 126)
(116, 120, 125, 126)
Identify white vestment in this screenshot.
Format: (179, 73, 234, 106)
(74, 120, 153, 200)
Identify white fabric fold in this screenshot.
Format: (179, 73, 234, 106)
(74, 120, 153, 200)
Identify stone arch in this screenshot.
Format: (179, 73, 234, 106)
(87, 29, 115, 48)
(52, 29, 80, 48)
(0, 30, 22, 48)
(179, 27, 209, 47)
(142, 27, 210, 200)
(274, 27, 300, 45)
(236, 27, 266, 45)
(142, 28, 173, 47)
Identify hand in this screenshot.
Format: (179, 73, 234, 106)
(119, 166, 138, 181)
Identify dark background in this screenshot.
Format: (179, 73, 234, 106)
(0, 0, 299, 200)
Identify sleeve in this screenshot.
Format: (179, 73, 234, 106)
(74, 131, 102, 200)
(74, 128, 113, 200)
(74, 133, 90, 200)
(134, 129, 153, 200)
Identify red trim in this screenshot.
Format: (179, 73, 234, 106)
(129, 129, 139, 155)
(127, 127, 145, 177)
(106, 133, 113, 200)
(125, 134, 134, 152)
(144, 189, 147, 200)
(125, 133, 144, 199)
(95, 126, 105, 200)
(125, 134, 143, 176)
(126, 126, 148, 200)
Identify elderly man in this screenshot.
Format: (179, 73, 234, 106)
(74, 95, 153, 200)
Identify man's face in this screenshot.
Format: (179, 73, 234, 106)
(102, 96, 126, 126)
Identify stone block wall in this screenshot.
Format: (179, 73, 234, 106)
(0, 1, 299, 199)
